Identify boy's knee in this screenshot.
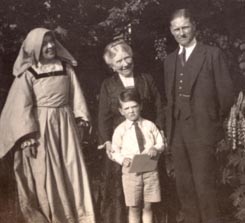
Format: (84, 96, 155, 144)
(130, 206, 141, 213)
(143, 202, 152, 212)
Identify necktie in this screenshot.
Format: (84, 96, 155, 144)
(179, 47, 186, 66)
(134, 122, 145, 153)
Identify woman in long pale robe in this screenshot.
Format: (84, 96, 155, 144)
(0, 28, 95, 223)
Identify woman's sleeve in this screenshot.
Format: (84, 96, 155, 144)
(0, 72, 38, 158)
(146, 74, 165, 130)
(67, 65, 90, 121)
(98, 80, 113, 146)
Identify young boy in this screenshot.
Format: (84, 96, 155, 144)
(111, 88, 165, 223)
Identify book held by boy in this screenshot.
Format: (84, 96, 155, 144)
(128, 154, 158, 173)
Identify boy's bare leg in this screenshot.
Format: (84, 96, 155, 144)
(142, 202, 153, 223)
(129, 206, 141, 223)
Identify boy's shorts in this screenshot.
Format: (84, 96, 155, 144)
(122, 166, 161, 207)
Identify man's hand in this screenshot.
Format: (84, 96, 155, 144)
(122, 158, 132, 167)
(160, 130, 168, 149)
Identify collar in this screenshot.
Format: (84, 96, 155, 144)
(118, 73, 134, 79)
(125, 117, 143, 129)
(118, 73, 135, 87)
(34, 60, 63, 73)
(179, 38, 197, 61)
(179, 38, 197, 54)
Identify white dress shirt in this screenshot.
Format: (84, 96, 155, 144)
(179, 38, 197, 62)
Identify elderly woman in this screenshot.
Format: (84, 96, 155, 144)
(0, 28, 95, 223)
(98, 39, 164, 223)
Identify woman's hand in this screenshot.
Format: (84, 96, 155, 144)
(20, 138, 38, 158)
(77, 119, 90, 128)
(105, 141, 113, 160)
(76, 118, 91, 144)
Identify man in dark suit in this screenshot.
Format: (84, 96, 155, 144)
(163, 8, 234, 223)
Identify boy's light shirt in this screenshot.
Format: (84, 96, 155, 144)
(111, 117, 164, 165)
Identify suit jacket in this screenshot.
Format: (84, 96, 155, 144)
(98, 72, 164, 145)
(164, 42, 234, 146)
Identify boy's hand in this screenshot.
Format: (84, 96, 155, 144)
(148, 147, 158, 159)
(122, 158, 132, 167)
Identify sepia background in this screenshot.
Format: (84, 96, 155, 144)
(0, 0, 245, 222)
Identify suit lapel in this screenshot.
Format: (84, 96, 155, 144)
(185, 43, 206, 94)
(167, 49, 178, 99)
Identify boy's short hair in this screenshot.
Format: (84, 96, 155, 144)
(119, 88, 141, 107)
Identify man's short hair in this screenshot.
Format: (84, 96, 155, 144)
(119, 88, 141, 107)
(170, 8, 196, 24)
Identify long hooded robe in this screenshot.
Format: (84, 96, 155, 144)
(0, 28, 95, 223)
